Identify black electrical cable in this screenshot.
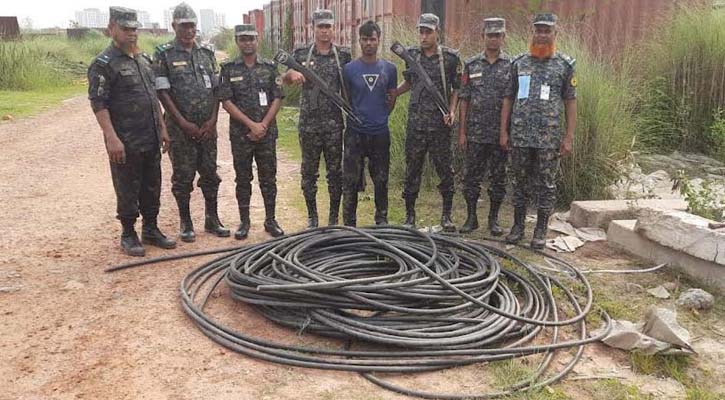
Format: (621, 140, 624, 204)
(168, 225, 612, 399)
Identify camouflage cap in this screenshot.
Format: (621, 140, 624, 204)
(235, 24, 258, 37)
(312, 9, 334, 26)
(483, 17, 505, 34)
(417, 13, 440, 31)
(533, 12, 557, 26)
(173, 2, 197, 25)
(109, 6, 142, 28)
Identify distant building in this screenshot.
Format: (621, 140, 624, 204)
(163, 7, 175, 32)
(74, 8, 108, 29)
(137, 10, 152, 28)
(199, 9, 225, 36)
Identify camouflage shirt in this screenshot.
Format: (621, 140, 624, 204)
(402, 46, 461, 131)
(459, 52, 511, 144)
(505, 52, 576, 149)
(216, 56, 283, 141)
(88, 44, 161, 152)
(292, 44, 352, 133)
(153, 40, 218, 125)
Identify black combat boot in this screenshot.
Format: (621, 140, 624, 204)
(505, 207, 527, 244)
(141, 218, 177, 249)
(176, 197, 195, 243)
(441, 194, 456, 232)
(530, 209, 551, 250)
(263, 199, 284, 237)
(328, 192, 341, 226)
(402, 197, 416, 228)
(235, 207, 250, 240)
(204, 197, 230, 237)
(374, 206, 388, 225)
(488, 201, 504, 237)
(305, 195, 318, 229)
(460, 198, 479, 234)
(120, 219, 145, 257)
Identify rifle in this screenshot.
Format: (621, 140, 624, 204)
(390, 41, 449, 117)
(274, 50, 363, 126)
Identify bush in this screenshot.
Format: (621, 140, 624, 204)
(0, 32, 171, 91)
(635, 6, 725, 159)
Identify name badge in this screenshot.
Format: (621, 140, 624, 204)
(203, 74, 212, 89)
(469, 72, 482, 79)
(540, 84, 550, 100)
(172, 61, 188, 67)
(230, 76, 244, 82)
(259, 91, 268, 106)
(517, 75, 530, 99)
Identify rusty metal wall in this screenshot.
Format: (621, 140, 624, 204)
(0, 16, 20, 40)
(443, 0, 706, 56)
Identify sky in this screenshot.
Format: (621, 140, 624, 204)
(4, 0, 267, 29)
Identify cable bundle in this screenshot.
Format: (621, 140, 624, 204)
(181, 225, 610, 399)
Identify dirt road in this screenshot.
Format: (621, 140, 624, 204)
(1, 97, 723, 400)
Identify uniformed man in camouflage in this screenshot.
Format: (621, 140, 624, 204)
(282, 9, 351, 229)
(88, 7, 176, 256)
(216, 24, 284, 239)
(458, 18, 511, 236)
(395, 13, 461, 231)
(154, 3, 229, 243)
(500, 13, 577, 249)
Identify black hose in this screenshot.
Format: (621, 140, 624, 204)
(173, 225, 610, 399)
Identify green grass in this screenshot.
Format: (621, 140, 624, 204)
(0, 32, 171, 117)
(634, 6, 725, 161)
(589, 379, 653, 400)
(0, 84, 86, 118)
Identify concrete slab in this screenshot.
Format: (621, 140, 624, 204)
(569, 199, 688, 229)
(635, 208, 725, 266)
(607, 220, 725, 291)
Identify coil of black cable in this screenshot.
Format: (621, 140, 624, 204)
(180, 225, 610, 399)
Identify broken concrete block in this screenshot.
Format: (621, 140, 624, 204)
(607, 220, 725, 291)
(647, 285, 671, 299)
(676, 288, 715, 311)
(635, 208, 725, 266)
(569, 199, 687, 229)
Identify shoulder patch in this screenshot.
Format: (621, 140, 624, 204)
(512, 53, 527, 65)
(94, 54, 111, 65)
(442, 46, 460, 56)
(557, 52, 576, 67)
(464, 54, 482, 66)
(200, 43, 215, 54)
(259, 57, 276, 67)
(156, 42, 173, 53)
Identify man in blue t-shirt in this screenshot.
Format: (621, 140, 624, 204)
(341, 21, 398, 226)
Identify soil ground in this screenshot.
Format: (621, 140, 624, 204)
(1, 97, 723, 399)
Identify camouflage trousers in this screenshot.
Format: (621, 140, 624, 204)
(167, 119, 221, 201)
(342, 130, 390, 226)
(109, 149, 161, 222)
(510, 147, 559, 212)
(402, 127, 455, 201)
(299, 129, 343, 203)
(230, 135, 277, 211)
(463, 143, 508, 203)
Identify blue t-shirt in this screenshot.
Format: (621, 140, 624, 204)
(343, 58, 398, 135)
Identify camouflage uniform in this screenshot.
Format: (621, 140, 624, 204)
(292, 36, 352, 226)
(507, 52, 576, 212)
(88, 45, 162, 223)
(401, 42, 461, 227)
(88, 6, 176, 256)
(459, 51, 511, 206)
(154, 40, 220, 204)
(216, 45, 284, 232)
(504, 13, 576, 247)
